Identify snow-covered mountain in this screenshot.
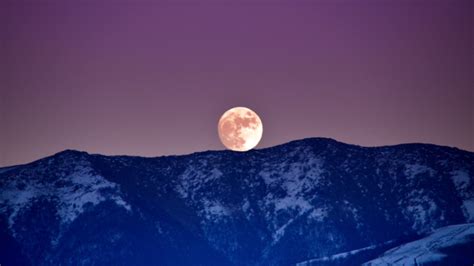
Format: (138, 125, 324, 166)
(1, 138, 473, 265)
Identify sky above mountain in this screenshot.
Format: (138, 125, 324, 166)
(1, 0, 472, 166)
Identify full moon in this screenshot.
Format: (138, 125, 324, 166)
(218, 107, 263, 152)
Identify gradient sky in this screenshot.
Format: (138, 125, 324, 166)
(1, 0, 473, 167)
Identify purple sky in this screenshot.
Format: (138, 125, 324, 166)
(1, 0, 473, 166)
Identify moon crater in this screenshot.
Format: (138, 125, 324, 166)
(218, 107, 263, 152)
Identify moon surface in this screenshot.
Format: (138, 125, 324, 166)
(218, 107, 263, 152)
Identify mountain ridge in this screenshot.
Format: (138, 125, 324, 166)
(1, 137, 473, 265)
(2, 137, 470, 170)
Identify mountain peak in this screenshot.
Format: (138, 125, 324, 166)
(270, 137, 354, 149)
(54, 149, 88, 156)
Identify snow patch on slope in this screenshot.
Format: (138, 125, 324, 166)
(404, 164, 435, 179)
(0, 160, 131, 229)
(400, 190, 438, 233)
(176, 166, 223, 199)
(363, 223, 474, 266)
(56, 164, 132, 223)
(451, 170, 470, 190)
(308, 207, 327, 222)
(176, 164, 230, 222)
(260, 155, 323, 215)
(463, 200, 474, 221)
(297, 240, 395, 266)
(405, 164, 435, 179)
(273, 218, 294, 243)
(449, 170, 474, 221)
(259, 151, 325, 244)
(201, 199, 230, 221)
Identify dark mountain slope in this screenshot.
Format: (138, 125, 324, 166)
(1, 138, 473, 265)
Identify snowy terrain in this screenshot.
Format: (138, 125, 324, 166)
(0, 155, 130, 231)
(363, 223, 474, 265)
(0, 138, 473, 265)
(296, 240, 396, 266)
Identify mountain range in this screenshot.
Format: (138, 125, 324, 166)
(1, 138, 473, 265)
